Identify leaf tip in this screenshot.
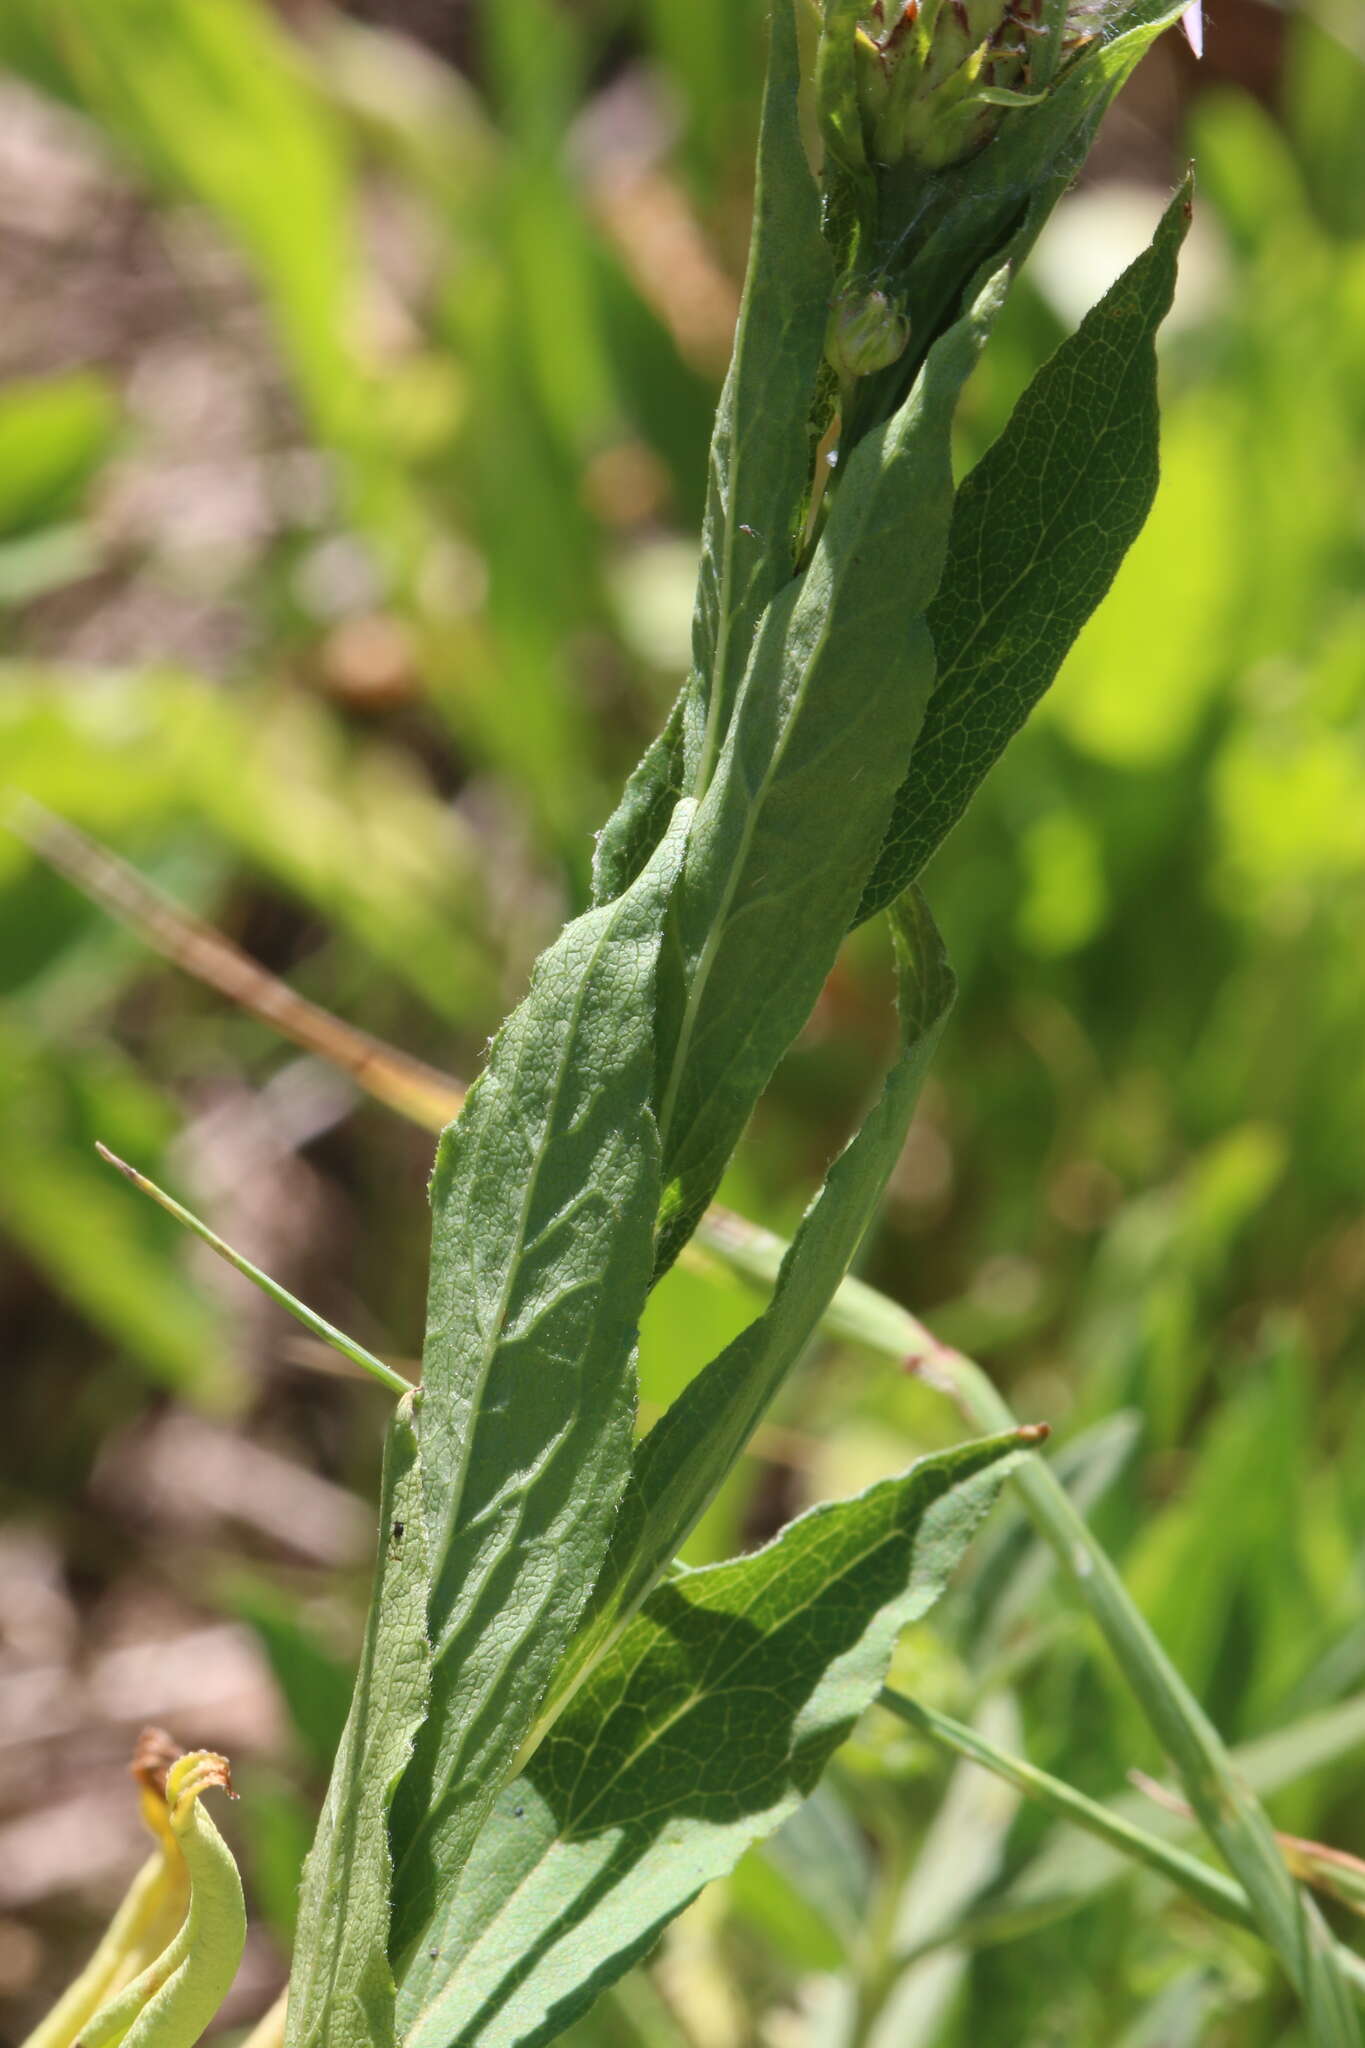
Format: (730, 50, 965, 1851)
(1015, 1421, 1051, 1446)
(94, 1141, 141, 1185)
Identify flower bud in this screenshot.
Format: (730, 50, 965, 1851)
(851, 0, 1059, 172)
(825, 288, 911, 379)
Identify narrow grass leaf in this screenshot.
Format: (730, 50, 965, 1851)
(696, 1233, 1363, 2035)
(859, 179, 1193, 920)
(286, 1397, 431, 2048)
(996, 1692, 1365, 1941)
(396, 1432, 1030, 2048)
(880, 1688, 1262, 1944)
(917, 1351, 1363, 2044)
(387, 809, 691, 1973)
(0, 1023, 233, 1410)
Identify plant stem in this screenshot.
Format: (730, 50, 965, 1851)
(701, 1208, 1360, 2038)
(878, 1688, 1365, 2001)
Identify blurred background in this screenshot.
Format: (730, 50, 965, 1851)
(1, 2, 1363, 2042)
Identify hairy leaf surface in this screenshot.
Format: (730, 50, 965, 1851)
(681, 0, 831, 801)
(541, 892, 954, 1715)
(653, 279, 1003, 1271)
(388, 809, 691, 1972)
(397, 1432, 1028, 2048)
(590, 688, 686, 907)
(592, 0, 830, 901)
(286, 1396, 430, 2048)
(858, 181, 1193, 920)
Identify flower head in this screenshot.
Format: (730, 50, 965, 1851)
(825, 0, 1113, 175)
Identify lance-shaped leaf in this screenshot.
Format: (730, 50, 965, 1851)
(396, 1430, 1033, 2048)
(680, 0, 831, 799)
(858, 179, 1193, 921)
(539, 891, 954, 1721)
(285, 1396, 430, 2048)
(388, 809, 691, 1969)
(653, 278, 1004, 1272)
(592, 0, 830, 901)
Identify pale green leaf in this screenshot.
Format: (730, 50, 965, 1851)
(0, 373, 119, 540)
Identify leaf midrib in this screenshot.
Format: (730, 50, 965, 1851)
(406, 1482, 950, 2037)
(924, 292, 1149, 696)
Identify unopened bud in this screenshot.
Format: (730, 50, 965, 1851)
(826, 288, 911, 379)
(850, 0, 1061, 172)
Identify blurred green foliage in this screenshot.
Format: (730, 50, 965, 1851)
(1, 2, 1363, 2042)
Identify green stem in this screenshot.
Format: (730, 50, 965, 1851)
(880, 1691, 1248, 1941)
(697, 1206, 1361, 2038)
(879, 1688, 1365, 2001)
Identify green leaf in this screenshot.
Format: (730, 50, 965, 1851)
(541, 891, 955, 1719)
(880, 1688, 1265, 1948)
(912, 1351, 1363, 2045)
(697, 1200, 1365, 2037)
(286, 1397, 431, 2048)
(591, 0, 830, 901)
(6, 0, 425, 579)
(1115, 1974, 1228, 2048)
(994, 1691, 1365, 1944)
(387, 808, 692, 1970)
(858, 178, 1193, 921)
(229, 1581, 355, 1781)
(0, 373, 119, 540)
(591, 691, 686, 908)
(653, 277, 1004, 1271)
(395, 1431, 1029, 2048)
(0, 1022, 234, 1411)
(680, 0, 832, 801)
